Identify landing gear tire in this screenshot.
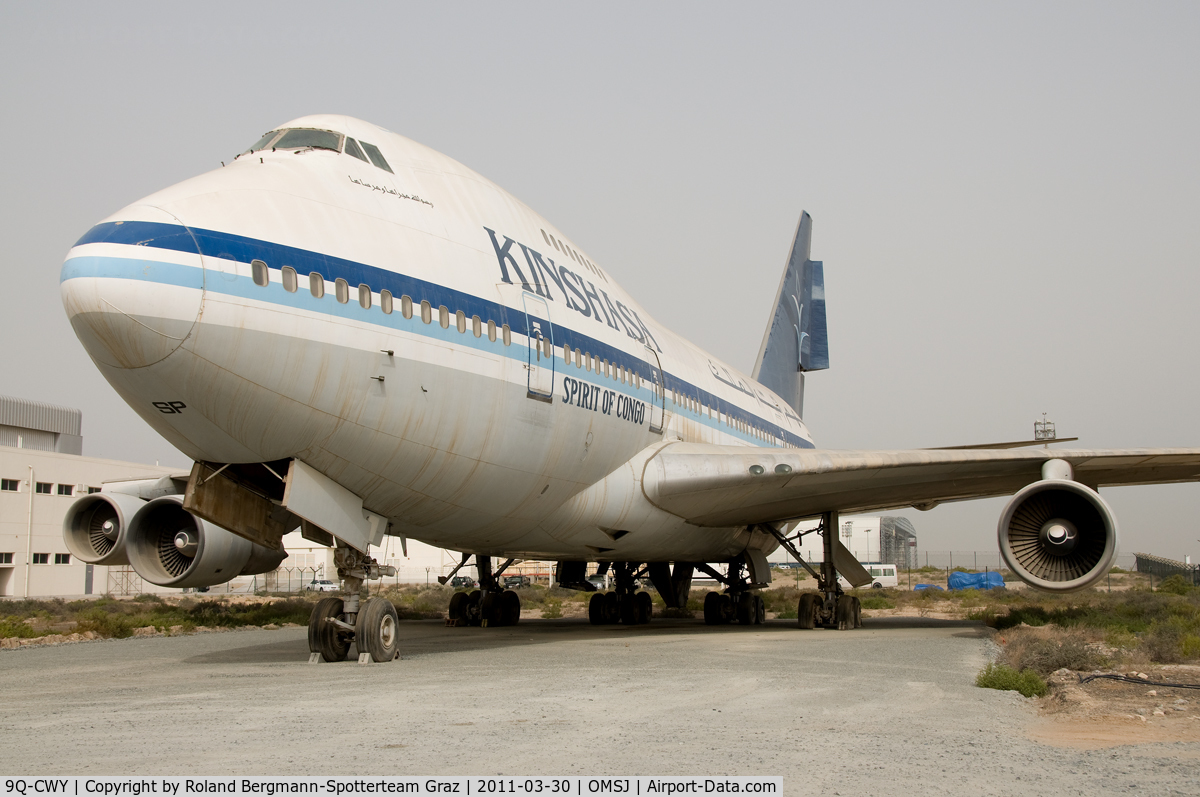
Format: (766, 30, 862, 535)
(851, 596, 863, 628)
(736, 593, 755, 625)
(480, 592, 500, 626)
(448, 591, 468, 622)
(356, 597, 399, 662)
(835, 596, 856, 630)
(703, 591, 722, 625)
(309, 597, 350, 662)
(501, 590, 521, 626)
(589, 593, 606, 625)
(720, 593, 734, 623)
(619, 593, 637, 625)
(603, 592, 620, 624)
(635, 591, 653, 624)
(797, 593, 820, 630)
(754, 594, 766, 625)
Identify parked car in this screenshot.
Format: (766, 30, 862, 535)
(586, 574, 608, 591)
(449, 576, 476, 589)
(305, 579, 339, 592)
(503, 575, 532, 589)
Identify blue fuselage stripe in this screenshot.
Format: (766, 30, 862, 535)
(66, 221, 813, 449)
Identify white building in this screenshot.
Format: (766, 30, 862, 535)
(778, 515, 919, 569)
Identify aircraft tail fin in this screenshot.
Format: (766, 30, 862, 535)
(751, 211, 828, 418)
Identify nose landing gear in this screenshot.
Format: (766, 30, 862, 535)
(307, 545, 400, 663)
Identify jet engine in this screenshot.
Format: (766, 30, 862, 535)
(62, 492, 148, 566)
(997, 479, 1118, 592)
(124, 496, 287, 589)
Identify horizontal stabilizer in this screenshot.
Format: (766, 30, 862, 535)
(752, 212, 828, 417)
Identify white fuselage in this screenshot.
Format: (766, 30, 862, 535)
(60, 114, 814, 562)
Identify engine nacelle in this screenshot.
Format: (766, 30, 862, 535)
(998, 479, 1118, 592)
(126, 496, 287, 588)
(62, 492, 148, 566)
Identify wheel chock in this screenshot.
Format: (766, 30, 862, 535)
(358, 652, 373, 665)
(307, 653, 321, 664)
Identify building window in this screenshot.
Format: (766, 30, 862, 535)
(88, 487, 101, 494)
(54, 553, 71, 565)
(35, 482, 52, 495)
(57, 484, 74, 496)
(282, 266, 298, 293)
(0, 553, 12, 564)
(1, 479, 18, 492)
(251, 259, 269, 287)
(32, 553, 49, 564)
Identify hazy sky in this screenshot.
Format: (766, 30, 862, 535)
(2, 2, 1198, 557)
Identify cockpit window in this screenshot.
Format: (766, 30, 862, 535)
(360, 142, 393, 173)
(344, 137, 369, 163)
(245, 130, 281, 153)
(272, 128, 343, 152)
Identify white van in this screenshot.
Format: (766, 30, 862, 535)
(838, 564, 898, 590)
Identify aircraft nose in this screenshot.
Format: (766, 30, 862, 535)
(60, 205, 205, 369)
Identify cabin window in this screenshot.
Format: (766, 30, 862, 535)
(380, 290, 393, 314)
(251, 259, 269, 287)
(575, 347, 583, 368)
(420, 300, 432, 324)
(584, 353, 591, 372)
(344, 137, 369, 163)
(456, 310, 466, 333)
(358, 284, 372, 309)
(502, 323, 511, 346)
(487, 319, 497, 342)
(335, 278, 349, 304)
(543, 335, 552, 359)
(282, 266, 298, 293)
(472, 315, 481, 338)
(401, 295, 413, 319)
(603, 359, 609, 377)
(273, 128, 342, 152)
(563, 346, 571, 365)
(309, 272, 325, 298)
(439, 306, 450, 329)
(360, 142, 394, 173)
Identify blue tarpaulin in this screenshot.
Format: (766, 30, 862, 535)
(947, 571, 1005, 590)
(913, 584, 944, 591)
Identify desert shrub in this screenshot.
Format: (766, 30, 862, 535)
(133, 593, 164, 604)
(1140, 621, 1187, 663)
(541, 599, 563, 619)
(1156, 574, 1194, 596)
(75, 607, 136, 638)
(1006, 630, 1103, 675)
(976, 663, 1048, 698)
(859, 596, 894, 610)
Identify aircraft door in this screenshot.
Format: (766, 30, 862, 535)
(645, 344, 665, 434)
(522, 293, 554, 402)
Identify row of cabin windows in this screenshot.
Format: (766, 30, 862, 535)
(667, 388, 785, 444)
(539, 228, 606, 284)
(562, 345, 643, 389)
(249, 261, 514, 345)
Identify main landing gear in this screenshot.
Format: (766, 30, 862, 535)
(587, 563, 654, 625)
(445, 555, 523, 627)
(308, 545, 400, 663)
(764, 511, 863, 631)
(699, 558, 766, 626)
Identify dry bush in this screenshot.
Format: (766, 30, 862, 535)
(997, 626, 1104, 675)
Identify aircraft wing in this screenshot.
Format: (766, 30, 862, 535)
(641, 443, 1200, 527)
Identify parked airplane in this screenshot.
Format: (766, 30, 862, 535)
(58, 115, 1200, 662)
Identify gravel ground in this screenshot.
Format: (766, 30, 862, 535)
(1, 616, 1197, 794)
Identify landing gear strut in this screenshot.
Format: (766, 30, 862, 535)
(445, 555, 523, 627)
(307, 544, 399, 662)
(588, 562, 653, 625)
(699, 556, 766, 626)
(772, 511, 862, 631)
